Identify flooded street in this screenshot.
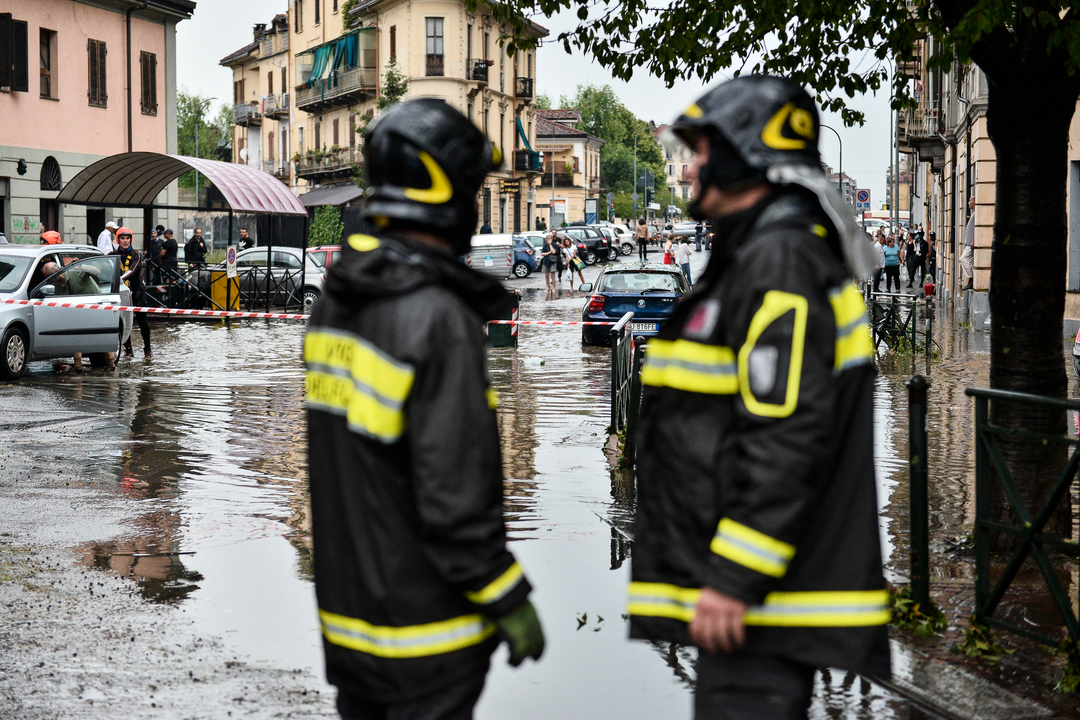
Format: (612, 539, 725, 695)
(0, 249, 1057, 718)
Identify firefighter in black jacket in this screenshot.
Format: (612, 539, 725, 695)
(304, 99, 544, 719)
(629, 76, 889, 719)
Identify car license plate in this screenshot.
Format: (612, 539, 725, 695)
(632, 322, 657, 332)
(484, 255, 494, 267)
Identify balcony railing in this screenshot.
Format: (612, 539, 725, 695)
(296, 146, 361, 177)
(515, 77, 534, 99)
(262, 93, 289, 117)
(905, 100, 941, 139)
(232, 101, 261, 125)
(514, 149, 543, 173)
(295, 66, 377, 111)
(467, 58, 488, 82)
(263, 160, 289, 179)
(426, 54, 444, 77)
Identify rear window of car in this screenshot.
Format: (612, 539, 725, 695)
(600, 272, 684, 293)
(0, 255, 34, 293)
(309, 251, 327, 267)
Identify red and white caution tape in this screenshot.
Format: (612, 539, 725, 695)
(0, 298, 620, 325)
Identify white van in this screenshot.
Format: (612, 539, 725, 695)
(464, 234, 514, 280)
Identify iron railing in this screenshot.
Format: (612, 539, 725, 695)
(296, 146, 360, 177)
(143, 259, 312, 313)
(467, 58, 488, 82)
(232, 101, 261, 125)
(610, 312, 635, 433)
(426, 54, 444, 77)
(966, 387, 1080, 645)
(514, 149, 543, 173)
(295, 66, 377, 110)
(516, 76, 534, 99)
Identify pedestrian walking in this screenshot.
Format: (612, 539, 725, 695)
(564, 237, 586, 286)
(480, 220, 493, 234)
(541, 230, 559, 294)
(239, 227, 255, 250)
(159, 229, 178, 281)
(631, 75, 889, 720)
(674, 236, 693, 285)
(185, 228, 208, 268)
(636, 218, 650, 261)
(694, 223, 704, 252)
(905, 226, 924, 288)
(871, 230, 886, 292)
(110, 227, 152, 359)
(961, 196, 975, 290)
(97, 221, 118, 254)
(926, 230, 938, 280)
(883, 235, 901, 292)
(304, 99, 543, 720)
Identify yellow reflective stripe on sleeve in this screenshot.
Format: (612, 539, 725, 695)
(641, 339, 737, 395)
(828, 284, 874, 371)
(465, 562, 523, 605)
(743, 590, 891, 627)
(627, 582, 701, 623)
(319, 609, 497, 658)
(710, 518, 796, 578)
(737, 290, 808, 418)
(304, 329, 415, 443)
(485, 386, 499, 409)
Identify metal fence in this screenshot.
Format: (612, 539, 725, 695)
(610, 312, 635, 432)
(142, 259, 311, 313)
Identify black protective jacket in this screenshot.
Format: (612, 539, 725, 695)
(629, 189, 891, 679)
(305, 231, 531, 702)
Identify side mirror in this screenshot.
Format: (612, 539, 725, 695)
(38, 285, 56, 297)
(579, 282, 593, 293)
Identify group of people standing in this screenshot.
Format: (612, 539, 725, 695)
(539, 231, 586, 294)
(871, 224, 935, 293)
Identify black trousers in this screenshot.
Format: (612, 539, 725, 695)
(124, 311, 151, 354)
(695, 650, 816, 720)
(872, 268, 882, 292)
(336, 669, 488, 720)
(883, 265, 901, 292)
(638, 241, 649, 261)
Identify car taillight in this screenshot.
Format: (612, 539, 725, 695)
(525, 248, 534, 255)
(588, 295, 606, 312)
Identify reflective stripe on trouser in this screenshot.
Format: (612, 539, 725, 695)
(628, 583, 890, 627)
(319, 609, 497, 658)
(828, 284, 874, 372)
(304, 328, 415, 443)
(641, 339, 737, 394)
(710, 518, 795, 578)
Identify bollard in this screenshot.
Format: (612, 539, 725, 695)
(906, 374, 931, 608)
(487, 289, 520, 347)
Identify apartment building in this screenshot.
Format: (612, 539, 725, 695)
(0, 0, 194, 243)
(653, 124, 693, 205)
(220, 14, 291, 185)
(533, 110, 605, 226)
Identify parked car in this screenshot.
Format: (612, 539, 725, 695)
(0, 244, 133, 379)
(665, 221, 701, 239)
(1073, 326, 1080, 379)
(578, 264, 690, 346)
(512, 235, 541, 278)
(307, 245, 342, 271)
(562, 226, 617, 263)
(187, 246, 324, 312)
(464, 234, 515, 280)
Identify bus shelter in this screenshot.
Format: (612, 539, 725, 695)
(57, 152, 310, 311)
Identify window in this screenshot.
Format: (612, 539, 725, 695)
(668, 164, 674, 176)
(267, 132, 274, 160)
(425, 18, 443, 76)
(333, 0, 338, 11)
(333, 118, 339, 147)
(233, 79, 243, 102)
(281, 67, 286, 95)
(295, 0, 303, 33)
(40, 29, 56, 98)
(349, 115, 355, 148)
(314, 121, 320, 149)
(298, 126, 304, 153)
(484, 32, 489, 61)
(139, 51, 157, 114)
(466, 26, 472, 61)
(0, 14, 29, 93)
(681, 164, 687, 177)
(682, 186, 688, 200)
(499, 112, 504, 156)
(314, 0, 320, 24)
(389, 26, 396, 62)
(467, 101, 473, 121)
(87, 39, 107, 107)
(267, 70, 273, 95)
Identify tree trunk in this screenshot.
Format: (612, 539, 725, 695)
(984, 58, 1077, 544)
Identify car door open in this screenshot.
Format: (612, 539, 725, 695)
(30, 255, 123, 357)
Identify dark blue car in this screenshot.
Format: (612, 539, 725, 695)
(579, 264, 690, 346)
(512, 234, 545, 278)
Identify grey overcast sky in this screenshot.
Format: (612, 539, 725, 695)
(176, 0, 894, 204)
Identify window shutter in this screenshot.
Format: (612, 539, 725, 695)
(150, 53, 157, 113)
(267, 70, 273, 96)
(98, 41, 107, 104)
(11, 18, 28, 93)
(87, 40, 96, 102)
(0, 14, 12, 91)
(139, 52, 147, 111)
(268, 131, 274, 160)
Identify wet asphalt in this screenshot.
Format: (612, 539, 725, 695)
(0, 245, 1063, 718)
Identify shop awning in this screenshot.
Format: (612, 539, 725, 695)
(57, 152, 308, 215)
(299, 184, 365, 208)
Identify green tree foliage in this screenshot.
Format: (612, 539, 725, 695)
(177, 90, 230, 189)
(378, 58, 410, 110)
(535, 93, 552, 109)
(309, 205, 344, 247)
(482, 0, 1080, 538)
(557, 84, 665, 216)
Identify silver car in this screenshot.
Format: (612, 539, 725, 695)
(186, 246, 325, 313)
(0, 244, 133, 379)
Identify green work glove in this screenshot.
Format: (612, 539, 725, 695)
(495, 600, 545, 667)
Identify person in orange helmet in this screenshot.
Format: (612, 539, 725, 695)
(39, 230, 63, 245)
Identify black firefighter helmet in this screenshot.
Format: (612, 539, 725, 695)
(362, 98, 502, 254)
(668, 75, 821, 207)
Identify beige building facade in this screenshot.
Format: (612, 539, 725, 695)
(532, 110, 604, 227)
(0, 0, 193, 243)
(221, 0, 546, 234)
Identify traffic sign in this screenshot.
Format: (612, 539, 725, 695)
(226, 246, 237, 279)
(855, 188, 871, 212)
(631, 191, 639, 201)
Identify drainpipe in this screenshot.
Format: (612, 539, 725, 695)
(127, 0, 149, 153)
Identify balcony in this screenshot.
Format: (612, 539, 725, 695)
(515, 77, 534, 101)
(426, 54, 444, 77)
(263, 160, 290, 182)
(905, 100, 946, 171)
(467, 58, 489, 83)
(262, 93, 289, 119)
(515, 149, 543, 174)
(233, 101, 262, 126)
(296, 146, 361, 181)
(295, 66, 377, 113)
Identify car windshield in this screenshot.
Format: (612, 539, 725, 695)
(0, 255, 34, 293)
(600, 272, 683, 293)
